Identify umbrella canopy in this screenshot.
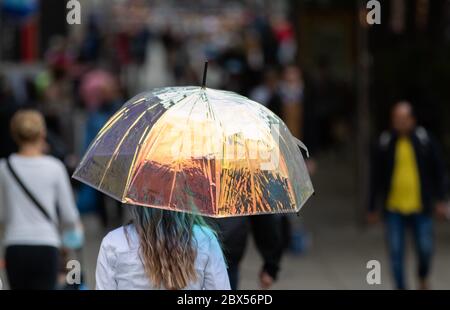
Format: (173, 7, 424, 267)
(73, 86, 314, 217)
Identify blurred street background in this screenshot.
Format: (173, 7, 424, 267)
(1, 0, 450, 289)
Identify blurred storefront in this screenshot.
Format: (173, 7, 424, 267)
(0, 0, 69, 62)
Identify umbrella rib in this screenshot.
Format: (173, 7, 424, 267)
(122, 124, 151, 200)
(124, 92, 197, 197)
(204, 95, 222, 215)
(76, 97, 151, 173)
(244, 139, 258, 215)
(122, 99, 180, 197)
(225, 101, 268, 214)
(167, 93, 202, 209)
(76, 108, 127, 170)
(96, 97, 147, 139)
(201, 91, 226, 215)
(268, 120, 303, 205)
(206, 91, 269, 214)
(254, 119, 297, 210)
(219, 96, 292, 213)
(98, 107, 151, 191)
(238, 101, 294, 179)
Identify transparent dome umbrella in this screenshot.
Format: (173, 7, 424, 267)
(73, 65, 314, 217)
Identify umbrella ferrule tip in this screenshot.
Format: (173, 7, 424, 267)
(201, 61, 208, 88)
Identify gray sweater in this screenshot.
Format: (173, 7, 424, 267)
(0, 154, 80, 247)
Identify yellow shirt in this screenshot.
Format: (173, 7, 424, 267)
(387, 137, 422, 214)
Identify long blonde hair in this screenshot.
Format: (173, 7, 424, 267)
(128, 205, 212, 290)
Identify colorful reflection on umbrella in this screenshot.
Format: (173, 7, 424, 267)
(73, 86, 314, 217)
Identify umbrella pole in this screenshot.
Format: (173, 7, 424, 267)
(202, 61, 208, 88)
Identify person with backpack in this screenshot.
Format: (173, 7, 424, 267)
(368, 101, 449, 290)
(0, 110, 82, 290)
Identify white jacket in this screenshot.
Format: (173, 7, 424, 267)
(95, 224, 231, 290)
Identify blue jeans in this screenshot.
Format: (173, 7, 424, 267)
(385, 211, 433, 289)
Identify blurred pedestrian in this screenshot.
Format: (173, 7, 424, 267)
(39, 36, 75, 152)
(0, 74, 19, 158)
(95, 205, 230, 290)
(215, 215, 284, 290)
(278, 65, 311, 254)
(271, 14, 297, 65)
(310, 56, 346, 152)
(279, 65, 304, 139)
(368, 101, 449, 290)
(0, 110, 82, 290)
(249, 68, 282, 116)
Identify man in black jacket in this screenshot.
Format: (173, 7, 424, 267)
(368, 101, 448, 289)
(214, 215, 284, 290)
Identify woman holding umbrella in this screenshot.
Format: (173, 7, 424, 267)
(76, 64, 313, 290)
